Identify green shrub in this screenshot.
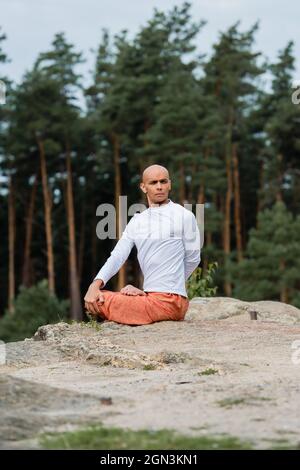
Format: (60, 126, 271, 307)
(0, 279, 69, 342)
(40, 424, 253, 450)
(187, 262, 218, 299)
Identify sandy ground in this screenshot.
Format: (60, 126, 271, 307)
(1, 313, 300, 449)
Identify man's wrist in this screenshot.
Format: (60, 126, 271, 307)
(92, 278, 104, 288)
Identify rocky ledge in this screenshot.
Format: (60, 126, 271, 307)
(1, 297, 300, 449)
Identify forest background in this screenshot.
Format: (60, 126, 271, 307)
(0, 2, 299, 340)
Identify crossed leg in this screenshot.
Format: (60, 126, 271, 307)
(91, 285, 189, 326)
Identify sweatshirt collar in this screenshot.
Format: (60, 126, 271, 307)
(148, 198, 173, 210)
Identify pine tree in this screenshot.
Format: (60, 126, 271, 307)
(0, 28, 15, 313)
(35, 33, 85, 319)
(145, 58, 202, 205)
(203, 22, 264, 294)
(260, 42, 300, 214)
(6, 69, 64, 296)
(233, 201, 300, 306)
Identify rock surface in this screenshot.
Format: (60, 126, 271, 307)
(188, 297, 300, 324)
(1, 297, 300, 449)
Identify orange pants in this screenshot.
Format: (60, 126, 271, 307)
(95, 290, 190, 325)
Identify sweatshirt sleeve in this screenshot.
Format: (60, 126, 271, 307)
(93, 216, 136, 287)
(182, 210, 201, 281)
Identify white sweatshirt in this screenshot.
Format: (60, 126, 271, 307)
(94, 199, 201, 298)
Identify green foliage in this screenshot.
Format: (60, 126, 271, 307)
(0, 9, 300, 311)
(232, 201, 300, 307)
(0, 280, 69, 342)
(217, 396, 272, 409)
(198, 368, 219, 376)
(40, 423, 253, 450)
(259, 41, 300, 214)
(186, 262, 218, 299)
(143, 364, 157, 371)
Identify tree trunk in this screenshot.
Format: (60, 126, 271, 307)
(78, 202, 86, 286)
(197, 184, 205, 204)
(202, 191, 218, 270)
(91, 211, 98, 279)
(203, 231, 212, 274)
(66, 143, 83, 320)
(256, 160, 264, 229)
(188, 161, 197, 203)
(8, 176, 15, 313)
(232, 142, 243, 261)
(276, 153, 283, 202)
(197, 147, 208, 205)
(22, 172, 38, 287)
(112, 132, 125, 290)
(279, 258, 288, 303)
(179, 160, 185, 204)
(37, 136, 55, 294)
(223, 117, 233, 297)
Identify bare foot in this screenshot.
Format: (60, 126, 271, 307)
(120, 284, 146, 296)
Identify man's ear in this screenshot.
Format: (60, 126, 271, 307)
(140, 182, 147, 194)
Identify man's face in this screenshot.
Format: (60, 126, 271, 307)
(140, 169, 171, 204)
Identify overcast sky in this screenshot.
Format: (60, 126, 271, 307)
(1, 0, 299, 88)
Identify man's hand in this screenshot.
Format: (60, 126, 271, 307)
(84, 279, 105, 315)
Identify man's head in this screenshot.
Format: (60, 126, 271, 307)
(140, 164, 171, 206)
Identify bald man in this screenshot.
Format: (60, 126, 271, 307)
(84, 164, 201, 325)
